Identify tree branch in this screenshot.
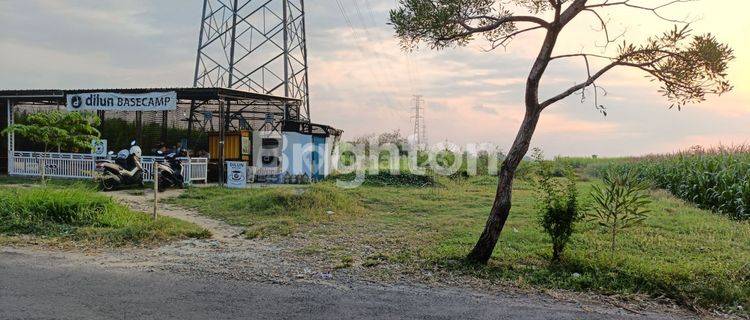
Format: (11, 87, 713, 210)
(584, 0, 697, 23)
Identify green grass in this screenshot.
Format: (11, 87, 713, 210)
(169, 175, 749, 312)
(0, 175, 99, 188)
(166, 183, 362, 239)
(0, 183, 210, 246)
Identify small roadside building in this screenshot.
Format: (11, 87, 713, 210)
(0, 87, 341, 185)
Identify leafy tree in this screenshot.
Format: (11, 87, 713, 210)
(390, 0, 734, 264)
(2, 111, 101, 182)
(531, 149, 581, 262)
(590, 170, 651, 252)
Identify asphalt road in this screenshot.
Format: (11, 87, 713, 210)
(0, 250, 685, 320)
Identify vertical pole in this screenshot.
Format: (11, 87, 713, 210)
(218, 100, 226, 187)
(299, 0, 311, 121)
(135, 111, 143, 145)
(283, 0, 290, 98)
(153, 164, 159, 220)
(224, 0, 240, 144)
(187, 100, 195, 150)
(282, 0, 290, 121)
(6, 100, 13, 175)
(161, 111, 168, 144)
(227, 0, 240, 88)
(193, 0, 209, 87)
(191, 0, 209, 151)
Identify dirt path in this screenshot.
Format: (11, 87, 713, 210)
(109, 189, 243, 240)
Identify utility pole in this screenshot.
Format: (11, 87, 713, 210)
(411, 95, 428, 150)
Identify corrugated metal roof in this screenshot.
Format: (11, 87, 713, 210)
(0, 87, 301, 104)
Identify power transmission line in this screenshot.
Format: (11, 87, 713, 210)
(333, 0, 401, 112)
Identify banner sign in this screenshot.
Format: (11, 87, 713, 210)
(91, 139, 107, 157)
(67, 92, 177, 112)
(226, 161, 247, 189)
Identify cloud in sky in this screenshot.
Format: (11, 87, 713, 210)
(0, 0, 748, 157)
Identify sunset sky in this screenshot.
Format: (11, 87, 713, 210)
(0, 0, 747, 157)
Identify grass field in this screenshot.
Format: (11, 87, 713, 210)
(0, 178, 210, 246)
(170, 175, 749, 312)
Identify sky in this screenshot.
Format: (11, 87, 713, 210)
(0, 0, 748, 157)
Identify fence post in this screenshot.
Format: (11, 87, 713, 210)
(153, 163, 159, 220)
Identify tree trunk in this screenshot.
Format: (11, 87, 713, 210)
(610, 221, 617, 253)
(465, 21, 564, 264)
(466, 109, 542, 264)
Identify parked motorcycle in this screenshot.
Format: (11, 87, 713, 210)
(96, 141, 144, 191)
(156, 149, 185, 192)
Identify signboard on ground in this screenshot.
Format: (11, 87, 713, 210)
(91, 139, 107, 157)
(67, 92, 177, 112)
(226, 161, 247, 189)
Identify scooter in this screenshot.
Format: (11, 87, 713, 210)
(96, 141, 144, 191)
(156, 149, 185, 192)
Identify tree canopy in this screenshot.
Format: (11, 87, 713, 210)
(390, 0, 734, 109)
(2, 111, 101, 152)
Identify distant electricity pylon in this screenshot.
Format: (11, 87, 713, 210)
(411, 95, 428, 150)
(193, 0, 310, 122)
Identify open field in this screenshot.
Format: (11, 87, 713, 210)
(0, 178, 210, 246)
(169, 175, 750, 313)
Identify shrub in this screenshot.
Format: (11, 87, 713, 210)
(590, 170, 652, 252)
(532, 149, 583, 262)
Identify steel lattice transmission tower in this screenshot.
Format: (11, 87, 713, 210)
(412, 95, 428, 150)
(193, 0, 311, 122)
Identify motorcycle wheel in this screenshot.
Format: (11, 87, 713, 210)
(157, 177, 169, 192)
(100, 178, 117, 191)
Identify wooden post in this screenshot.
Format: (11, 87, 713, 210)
(153, 163, 159, 220)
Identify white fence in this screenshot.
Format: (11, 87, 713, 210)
(10, 152, 96, 179)
(141, 156, 209, 183)
(9, 151, 208, 184)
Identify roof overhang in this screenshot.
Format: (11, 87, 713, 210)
(0, 87, 301, 105)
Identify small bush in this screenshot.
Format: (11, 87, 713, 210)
(531, 149, 583, 262)
(590, 170, 652, 252)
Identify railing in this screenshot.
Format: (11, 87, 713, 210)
(10, 151, 208, 184)
(141, 157, 209, 184)
(188, 158, 209, 183)
(10, 152, 97, 179)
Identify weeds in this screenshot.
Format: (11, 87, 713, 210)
(0, 185, 209, 245)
